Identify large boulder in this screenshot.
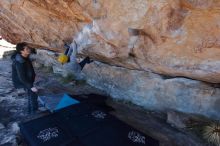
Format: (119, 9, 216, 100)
(83, 62, 220, 120)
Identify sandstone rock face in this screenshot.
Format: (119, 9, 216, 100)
(0, 0, 91, 50)
(2, 0, 219, 120)
(1, 0, 220, 83)
(83, 62, 220, 120)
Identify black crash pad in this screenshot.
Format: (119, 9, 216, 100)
(19, 114, 74, 146)
(55, 105, 116, 137)
(69, 94, 114, 112)
(57, 104, 159, 146)
(79, 124, 158, 146)
(20, 103, 159, 146)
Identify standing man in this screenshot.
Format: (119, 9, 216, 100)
(11, 42, 38, 114)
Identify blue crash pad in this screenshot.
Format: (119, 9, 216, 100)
(38, 93, 79, 112)
(55, 94, 79, 111)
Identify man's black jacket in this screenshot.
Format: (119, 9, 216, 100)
(11, 53, 35, 89)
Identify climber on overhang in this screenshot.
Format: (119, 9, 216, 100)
(58, 40, 93, 79)
(58, 39, 93, 74)
(58, 23, 94, 71)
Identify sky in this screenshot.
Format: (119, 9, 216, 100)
(0, 38, 15, 58)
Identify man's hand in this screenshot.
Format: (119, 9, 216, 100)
(31, 87, 38, 92)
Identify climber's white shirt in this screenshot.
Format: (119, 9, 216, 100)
(63, 40, 82, 79)
(68, 41, 77, 63)
(63, 23, 94, 79)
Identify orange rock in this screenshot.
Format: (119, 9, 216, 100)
(1, 0, 220, 83)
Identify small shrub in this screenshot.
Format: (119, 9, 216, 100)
(203, 122, 220, 146)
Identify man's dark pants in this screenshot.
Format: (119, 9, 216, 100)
(26, 89, 38, 114)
